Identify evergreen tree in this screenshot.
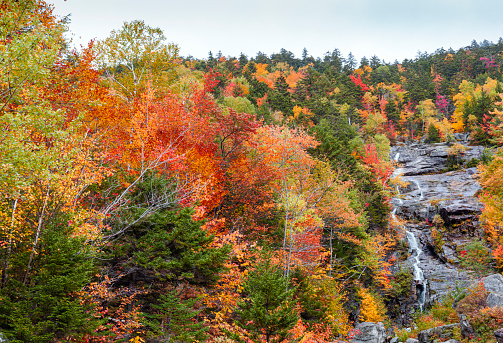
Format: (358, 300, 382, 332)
(231, 257, 298, 343)
(129, 206, 230, 284)
(207, 51, 216, 68)
(239, 52, 248, 67)
(427, 122, 441, 143)
(330, 48, 344, 73)
(302, 47, 309, 61)
(344, 52, 357, 72)
(254, 51, 270, 64)
(0, 218, 99, 342)
(360, 56, 369, 68)
(370, 55, 381, 69)
(145, 289, 208, 342)
(269, 75, 293, 116)
(312, 116, 359, 175)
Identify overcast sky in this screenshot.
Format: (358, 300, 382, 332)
(48, 0, 503, 64)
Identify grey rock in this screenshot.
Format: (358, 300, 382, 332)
(453, 133, 470, 142)
(394, 168, 482, 224)
(417, 323, 459, 343)
(441, 245, 459, 263)
(460, 314, 475, 339)
(405, 339, 419, 343)
(429, 146, 450, 158)
(351, 322, 386, 343)
(483, 274, 503, 294)
(439, 200, 481, 226)
(495, 328, 503, 343)
(482, 274, 503, 308)
(390, 142, 482, 315)
(0, 331, 9, 343)
(390, 143, 485, 177)
(487, 292, 503, 308)
(442, 340, 460, 343)
(398, 224, 472, 306)
(390, 338, 399, 343)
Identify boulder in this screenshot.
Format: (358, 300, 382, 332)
(483, 274, 503, 308)
(438, 200, 482, 226)
(429, 145, 450, 158)
(495, 328, 503, 343)
(405, 339, 419, 343)
(483, 274, 503, 294)
(441, 245, 459, 263)
(390, 338, 399, 343)
(417, 323, 459, 343)
(460, 314, 475, 339)
(453, 133, 470, 142)
(350, 322, 386, 343)
(487, 292, 503, 308)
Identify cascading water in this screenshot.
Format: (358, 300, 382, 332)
(396, 186, 403, 205)
(391, 150, 427, 310)
(412, 180, 424, 200)
(394, 152, 400, 163)
(405, 230, 427, 310)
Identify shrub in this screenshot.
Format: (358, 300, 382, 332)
(300, 271, 351, 337)
(456, 282, 487, 313)
(457, 240, 493, 276)
(468, 306, 503, 342)
(465, 158, 480, 168)
(395, 291, 462, 341)
(445, 143, 467, 171)
(427, 123, 441, 143)
(493, 245, 503, 270)
(358, 287, 386, 323)
(386, 266, 413, 299)
(457, 282, 503, 341)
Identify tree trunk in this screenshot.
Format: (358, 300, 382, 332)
(24, 186, 50, 284)
(1, 198, 18, 286)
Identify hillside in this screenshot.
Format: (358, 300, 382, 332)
(1, 1, 503, 342)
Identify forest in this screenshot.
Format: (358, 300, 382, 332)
(1, 1, 503, 342)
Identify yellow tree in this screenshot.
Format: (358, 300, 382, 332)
(95, 20, 179, 103)
(416, 99, 438, 133)
(0, 0, 109, 285)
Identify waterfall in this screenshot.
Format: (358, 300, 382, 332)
(392, 160, 428, 311)
(394, 152, 400, 162)
(412, 180, 424, 200)
(396, 186, 404, 205)
(405, 230, 427, 310)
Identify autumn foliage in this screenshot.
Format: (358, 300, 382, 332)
(5, 1, 503, 341)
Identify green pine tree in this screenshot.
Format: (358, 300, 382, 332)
(131, 206, 230, 283)
(427, 122, 441, 143)
(231, 257, 298, 343)
(0, 218, 100, 342)
(145, 289, 208, 343)
(269, 75, 293, 116)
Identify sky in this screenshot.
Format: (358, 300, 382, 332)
(48, 0, 503, 64)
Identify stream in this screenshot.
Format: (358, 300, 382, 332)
(391, 165, 427, 311)
(389, 141, 487, 315)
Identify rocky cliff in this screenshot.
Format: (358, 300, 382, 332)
(389, 139, 487, 323)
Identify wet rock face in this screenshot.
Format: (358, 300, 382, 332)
(392, 143, 484, 177)
(350, 322, 386, 343)
(390, 142, 485, 313)
(393, 167, 482, 226)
